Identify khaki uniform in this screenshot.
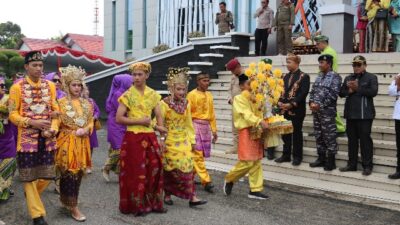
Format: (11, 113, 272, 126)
(274, 3, 295, 55)
(215, 11, 233, 35)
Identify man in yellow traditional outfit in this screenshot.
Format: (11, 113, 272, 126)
(8, 51, 59, 225)
(223, 74, 269, 200)
(116, 62, 167, 216)
(187, 72, 217, 193)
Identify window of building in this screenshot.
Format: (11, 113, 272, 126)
(143, 0, 147, 48)
(112, 1, 116, 51)
(127, 0, 133, 50)
(177, 7, 186, 46)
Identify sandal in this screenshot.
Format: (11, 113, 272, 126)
(71, 213, 86, 222)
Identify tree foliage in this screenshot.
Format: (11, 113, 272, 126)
(0, 21, 25, 49)
(0, 50, 24, 78)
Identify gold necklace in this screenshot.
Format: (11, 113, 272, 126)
(64, 97, 90, 127)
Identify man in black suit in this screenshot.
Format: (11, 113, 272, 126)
(339, 55, 378, 176)
(275, 53, 310, 166)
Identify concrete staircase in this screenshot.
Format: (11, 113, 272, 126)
(207, 53, 400, 211)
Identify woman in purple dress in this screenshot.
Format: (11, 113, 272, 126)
(102, 74, 132, 182)
(0, 76, 17, 202)
(45, 72, 66, 99)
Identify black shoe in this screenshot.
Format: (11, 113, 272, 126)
(248, 191, 269, 200)
(275, 156, 290, 163)
(33, 216, 48, 225)
(362, 168, 372, 176)
(164, 198, 173, 205)
(324, 154, 336, 171)
(266, 148, 275, 160)
(309, 154, 326, 168)
(153, 208, 168, 214)
(292, 159, 302, 166)
(204, 183, 214, 193)
(194, 181, 201, 185)
(189, 200, 208, 207)
(339, 165, 357, 172)
(336, 132, 346, 138)
(388, 172, 400, 179)
(223, 180, 234, 196)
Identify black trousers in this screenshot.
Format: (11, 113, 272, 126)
(255, 28, 269, 56)
(395, 120, 400, 171)
(282, 117, 304, 161)
(346, 119, 374, 169)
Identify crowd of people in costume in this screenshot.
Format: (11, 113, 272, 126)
(1, 35, 400, 224)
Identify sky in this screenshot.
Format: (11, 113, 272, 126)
(0, 0, 104, 39)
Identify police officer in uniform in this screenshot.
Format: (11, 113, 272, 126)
(273, 0, 295, 55)
(309, 55, 342, 171)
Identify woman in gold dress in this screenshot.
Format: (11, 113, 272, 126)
(162, 68, 207, 207)
(56, 65, 93, 222)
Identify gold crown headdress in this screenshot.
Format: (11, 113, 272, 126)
(128, 62, 152, 74)
(166, 67, 191, 88)
(59, 65, 86, 91)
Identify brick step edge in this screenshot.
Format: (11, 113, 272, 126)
(206, 160, 400, 212)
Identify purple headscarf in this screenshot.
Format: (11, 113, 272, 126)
(45, 72, 66, 99)
(106, 74, 133, 150)
(106, 74, 133, 113)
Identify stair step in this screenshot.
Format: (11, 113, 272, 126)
(199, 53, 224, 58)
(210, 45, 240, 50)
(188, 62, 213, 66)
(205, 160, 400, 211)
(209, 150, 400, 193)
(188, 70, 201, 75)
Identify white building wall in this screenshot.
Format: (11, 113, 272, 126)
(103, 0, 356, 61)
(19, 43, 31, 51)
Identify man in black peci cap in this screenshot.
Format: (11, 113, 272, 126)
(9, 51, 59, 225)
(339, 55, 378, 176)
(309, 54, 342, 171)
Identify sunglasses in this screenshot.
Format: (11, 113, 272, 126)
(352, 63, 363, 67)
(0, 84, 5, 88)
(52, 79, 61, 83)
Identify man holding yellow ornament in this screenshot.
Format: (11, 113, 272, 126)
(223, 74, 269, 200)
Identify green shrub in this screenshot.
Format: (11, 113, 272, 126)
(9, 56, 24, 74)
(188, 31, 205, 39)
(0, 50, 19, 59)
(152, 44, 170, 54)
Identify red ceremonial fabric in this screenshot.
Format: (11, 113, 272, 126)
(119, 132, 164, 215)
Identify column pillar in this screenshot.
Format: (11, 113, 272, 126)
(319, 0, 356, 53)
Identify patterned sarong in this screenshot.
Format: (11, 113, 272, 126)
(59, 171, 83, 208)
(193, 119, 212, 158)
(17, 137, 55, 182)
(0, 158, 16, 200)
(238, 128, 263, 161)
(164, 169, 195, 200)
(119, 132, 164, 215)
